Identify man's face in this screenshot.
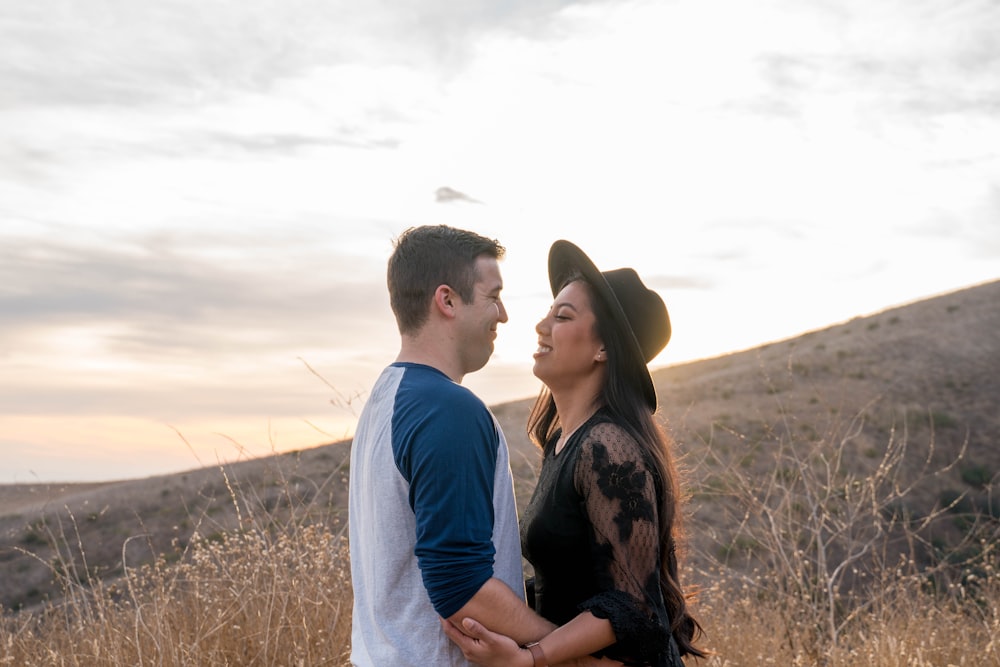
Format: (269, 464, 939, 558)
(455, 256, 508, 375)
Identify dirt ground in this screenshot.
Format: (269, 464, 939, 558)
(0, 483, 114, 517)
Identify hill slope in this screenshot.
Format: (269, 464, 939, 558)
(652, 279, 1000, 571)
(2, 279, 998, 612)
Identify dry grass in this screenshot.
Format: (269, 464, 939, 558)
(682, 414, 1000, 666)
(1, 490, 995, 666)
(1, 479, 352, 666)
(692, 567, 999, 666)
(3, 418, 997, 666)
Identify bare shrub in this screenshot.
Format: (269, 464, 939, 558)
(691, 562, 999, 666)
(687, 402, 1000, 665)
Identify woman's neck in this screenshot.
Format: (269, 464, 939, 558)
(552, 392, 602, 452)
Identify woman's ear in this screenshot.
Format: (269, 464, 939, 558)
(595, 347, 607, 362)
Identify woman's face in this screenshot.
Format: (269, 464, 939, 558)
(533, 280, 606, 390)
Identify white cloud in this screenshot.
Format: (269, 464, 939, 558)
(2, 0, 998, 481)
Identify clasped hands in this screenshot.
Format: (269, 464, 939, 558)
(441, 617, 623, 667)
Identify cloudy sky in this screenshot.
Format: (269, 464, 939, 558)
(3, 0, 998, 482)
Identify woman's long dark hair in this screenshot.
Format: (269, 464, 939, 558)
(528, 276, 706, 658)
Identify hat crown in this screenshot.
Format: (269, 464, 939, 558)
(601, 268, 670, 363)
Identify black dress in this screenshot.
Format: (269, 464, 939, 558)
(520, 409, 684, 667)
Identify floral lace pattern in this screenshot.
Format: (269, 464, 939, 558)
(574, 420, 675, 665)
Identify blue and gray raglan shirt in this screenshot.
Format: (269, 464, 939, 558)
(348, 362, 525, 667)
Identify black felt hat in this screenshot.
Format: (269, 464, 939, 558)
(548, 240, 671, 408)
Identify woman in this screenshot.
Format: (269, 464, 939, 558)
(443, 240, 705, 666)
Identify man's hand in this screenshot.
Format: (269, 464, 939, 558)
(441, 617, 531, 667)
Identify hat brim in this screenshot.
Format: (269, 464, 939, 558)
(547, 240, 657, 409)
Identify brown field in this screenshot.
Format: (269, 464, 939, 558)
(2, 278, 998, 665)
(0, 483, 113, 518)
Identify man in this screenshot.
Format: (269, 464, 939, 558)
(348, 225, 556, 666)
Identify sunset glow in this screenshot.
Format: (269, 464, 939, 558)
(2, 0, 998, 481)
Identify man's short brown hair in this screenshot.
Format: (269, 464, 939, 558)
(387, 225, 505, 335)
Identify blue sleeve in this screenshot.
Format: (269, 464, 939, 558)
(393, 384, 499, 618)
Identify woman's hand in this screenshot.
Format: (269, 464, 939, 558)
(441, 617, 626, 667)
(441, 617, 532, 667)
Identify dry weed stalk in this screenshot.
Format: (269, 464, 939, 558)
(691, 565, 999, 667)
(689, 394, 999, 665)
(1, 463, 353, 666)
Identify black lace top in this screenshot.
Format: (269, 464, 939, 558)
(520, 409, 683, 667)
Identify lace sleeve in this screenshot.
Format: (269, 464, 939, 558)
(573, 421, 672, 662)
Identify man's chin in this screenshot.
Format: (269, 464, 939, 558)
(467, 348, 494, 375)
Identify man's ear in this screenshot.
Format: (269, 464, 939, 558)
(433, 285, 457, 318)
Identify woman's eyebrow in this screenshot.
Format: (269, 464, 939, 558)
(553, 301, 579, 311)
